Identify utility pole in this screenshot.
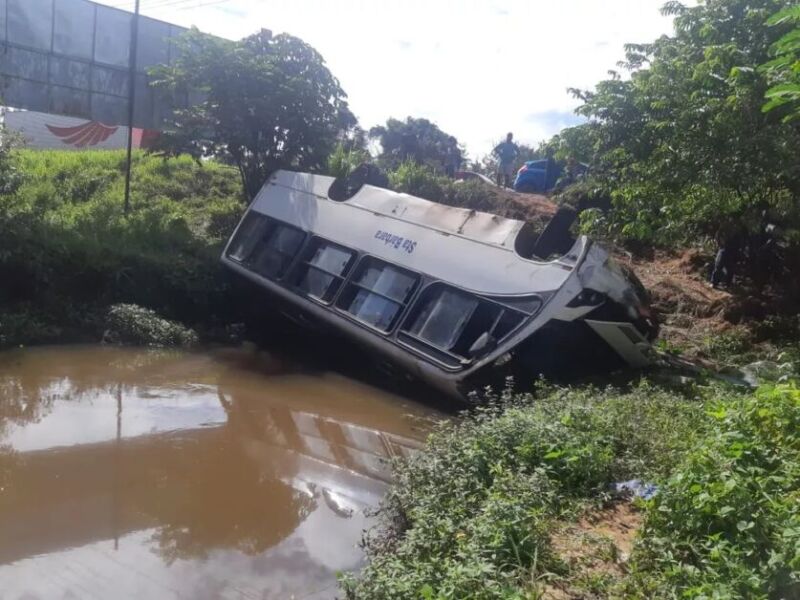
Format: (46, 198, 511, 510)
(123, 0, 141, 214)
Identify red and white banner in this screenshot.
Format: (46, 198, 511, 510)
(3, 110, 160, 151)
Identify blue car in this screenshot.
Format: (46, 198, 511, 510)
(513, 159, 562, 193)
(513, 159, 589, 194)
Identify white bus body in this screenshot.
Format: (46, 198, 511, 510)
(221, 171, 657, 397)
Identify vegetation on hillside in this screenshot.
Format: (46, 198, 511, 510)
(545, 0, 800, 282)
(0, 149, 242, 347)
(761, 5, 800, 120)
(340, 381, 800, 599)
(334, 3, 800, 598)
(369, 117, 463, 172)
(0, 148, 540, 349)
(2, 4, 799, 598)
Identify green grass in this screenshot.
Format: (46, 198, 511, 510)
(0, 149, 243, 347)
(340, 381, 800, 599)
(0, 150, 534, 348)
(339, 381, 709, 599)
(628, 383, 800, 599)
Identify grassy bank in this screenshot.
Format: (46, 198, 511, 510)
(0, 150, 549, 348)
(0, 150, 243, 347)
(340, 381, 800, 599)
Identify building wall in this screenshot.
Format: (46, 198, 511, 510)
(3, 109, 159, 151)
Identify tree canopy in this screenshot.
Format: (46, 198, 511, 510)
(150, 28, 356, 199)
(761, 5, 800, 121)
(368, 117, 463, 172)
(562, 0, 800, 252)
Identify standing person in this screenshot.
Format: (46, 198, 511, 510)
(493, 132, 519, 188)
(709, 222, 744, 289)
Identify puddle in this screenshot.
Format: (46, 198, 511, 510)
(0, 345, 440, 599)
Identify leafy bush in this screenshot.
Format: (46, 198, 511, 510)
(340, 382, 706, 599)
(0, 120, 23, 195)
(388, 161, 448, 202)
(326, 143, 369, 179)
(562, 0, 800, 277)
(342, 380, 800, 599)
(0, 305, 64, 347)
(149, 28, 355, 199)
(105, 303, 198, 347)
(760, 5, 800, 121)
(386, 164, 536, 223)
(369, 117, 463, 172)
(628, 384, 800, 599)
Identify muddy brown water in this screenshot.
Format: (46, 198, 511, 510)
(0, 345, 443, 600)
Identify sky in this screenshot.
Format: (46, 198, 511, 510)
(99, 0, 677, 158)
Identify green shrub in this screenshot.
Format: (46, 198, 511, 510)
(340, 382, 706, 599)
(342, 382, 800, 599)
(105, 303, 199, 347)
(703, 329, 757, 364)
(326, 143, 369, 179)
(389, 161, 449, 202)
(628, 384, 800, 599)
(0, 150, 244, 347)
(0, 121, 23, 195)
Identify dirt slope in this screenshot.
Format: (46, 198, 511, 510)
(617, 250, 735, 351)
(479, 188, 763, 354)
(447, 185, 557, 224)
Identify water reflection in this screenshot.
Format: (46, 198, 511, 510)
(0, 345, 438, 599)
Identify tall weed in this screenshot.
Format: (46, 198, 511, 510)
(341, 382, 706, 599)
(0, 150, 243, 346)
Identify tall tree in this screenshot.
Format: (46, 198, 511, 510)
(569, 0, 800, 246)
(150, 28, 356, 199)
(761, 5, 800, 121)
(0, 116, 21, 196)
(369, 117, 463, 172)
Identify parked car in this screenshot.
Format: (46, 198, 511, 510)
(513, 159, 589, 194)
(513, 159, 561, 193)
(454, 170, 496, 186)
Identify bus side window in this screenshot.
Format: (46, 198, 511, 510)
(290, 238, 356, 303)
(226, 212, 270, 263)
(336, 258, 418, 332)
(401, 285, 530, 362)
(247, 221, 305, 280)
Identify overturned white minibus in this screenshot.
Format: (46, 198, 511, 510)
(221, 169, 658, 398)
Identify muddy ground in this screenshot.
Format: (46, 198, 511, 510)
(491, 185, 792, 361)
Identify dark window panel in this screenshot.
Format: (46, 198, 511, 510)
(3, 77, 48, 111)
(136, 19, 170, 69)
(94, 5, 131, 68)
(3, 46, 48, 81)
(7, 0, 52, 51)
(53, 0, 95, 60)
(0, 0, 7, 43)
(49, 56, 91, 89)
(338, 258, 418, 332)
(227, 213, 270, 263)
(49, 85, 91, 118)
(90, 92, 129, 125)
(91, 64, 128, 96)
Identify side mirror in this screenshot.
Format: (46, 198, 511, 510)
(468, 332, 497, 358)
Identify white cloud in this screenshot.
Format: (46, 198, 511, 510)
(105, 0, 675, 157)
